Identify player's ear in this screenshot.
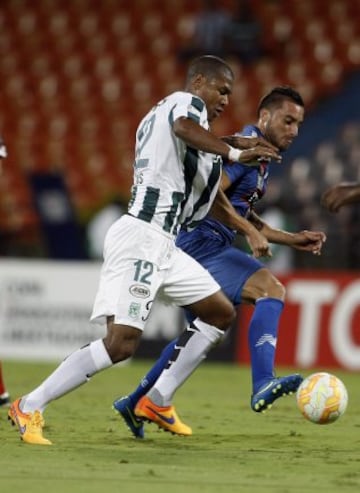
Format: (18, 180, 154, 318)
(259, 108, 270, 125)
(191, 73, 206, 90)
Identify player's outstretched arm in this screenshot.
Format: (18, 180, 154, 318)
(248, 211, 326, 256)
(173, 117, 281, 165)
(173, 116, 239, 159)
(321, 182, 360, 213)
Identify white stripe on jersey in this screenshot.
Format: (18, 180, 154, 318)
(128, 91, 222, 235)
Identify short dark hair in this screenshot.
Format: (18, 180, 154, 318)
(257, 86, 304, 116)
(186, 55, 234, 82)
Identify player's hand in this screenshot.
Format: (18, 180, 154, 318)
(291, 230, 327, 255)
(245, 229, 272, 258)
(321, 183, 358, 213)
(225, 135, 281, 164)
(228, 135, 278, 152)
(239, 145, 282, 165)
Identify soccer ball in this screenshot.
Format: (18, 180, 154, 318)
(296, 372, 348, 424)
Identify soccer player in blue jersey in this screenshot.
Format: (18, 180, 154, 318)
(113, 86, 327, 438)
(8, 55, 280, 445)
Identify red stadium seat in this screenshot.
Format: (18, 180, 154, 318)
(0, 0, 359, 242)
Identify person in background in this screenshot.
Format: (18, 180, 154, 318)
(321, 181, 360, 267)
(178, 0, 231, 61)
(225, 0, 264, 64)
(0, 138, 11, 408)
(0, 362, 10, 407)
(0, 137, 7, 170)
(321, 182, 360, 212)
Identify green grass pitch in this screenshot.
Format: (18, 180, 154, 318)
(1, 359, 359, 493)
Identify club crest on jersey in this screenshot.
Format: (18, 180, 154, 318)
(129, 284, 151, 298)
(128, 302, 141, 319)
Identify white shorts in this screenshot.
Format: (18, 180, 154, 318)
(90, 215, 220, 330)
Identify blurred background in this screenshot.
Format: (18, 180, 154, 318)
(0, 0, 359, 269)
(0, 0, 360, 370)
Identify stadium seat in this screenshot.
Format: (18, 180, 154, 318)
(1, 0, 359, 248)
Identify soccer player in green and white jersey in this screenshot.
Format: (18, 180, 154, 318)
(9, 55, 280, 445)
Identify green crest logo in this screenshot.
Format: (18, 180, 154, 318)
(128, 302, 141, 319)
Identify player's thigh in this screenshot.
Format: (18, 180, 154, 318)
(185, 289, 235, 328)
(160, 249, 235, 327)
(160, 247, 221, 306)
(94, 256, 164, 330)
(202, 246, 263, 305)
(91, 217, 169, 331)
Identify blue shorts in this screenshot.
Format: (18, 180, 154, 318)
(198, 245, 263, 306)
(177, 229, 263, 308)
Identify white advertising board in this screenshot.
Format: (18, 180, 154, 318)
(0, 259, 182, 361)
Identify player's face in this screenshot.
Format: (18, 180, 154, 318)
(264, 100, 304, 151)
(194, 71, 233, 122)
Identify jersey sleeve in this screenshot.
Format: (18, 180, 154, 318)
(169, 92, 206, 126)
(224, 124, 259, 183)
(223, 161, 248, 184)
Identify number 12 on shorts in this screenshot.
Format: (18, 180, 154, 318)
(133, 260, 154, 285)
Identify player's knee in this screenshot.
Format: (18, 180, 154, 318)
(256, 277, 285, 301)
(267, 277, 286, 300)
(187, 292, 235, 331)
(224, 301, 236, 326)
(104, 339, 136, 363)
(104, 321, 141, 363)
(244, 269, 286, 302)
(212, 299, 236, 331)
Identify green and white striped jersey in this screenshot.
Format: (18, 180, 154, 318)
(128, 91, 222, 236)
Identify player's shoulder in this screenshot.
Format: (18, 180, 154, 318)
(224, 160, 251, 179)
(235, 124, 261, 139)
(168, 91, 204, 109)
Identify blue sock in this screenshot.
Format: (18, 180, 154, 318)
(248, 298, 284, 393)
(128, 339, 178, 405)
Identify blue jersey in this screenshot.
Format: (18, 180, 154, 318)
(176, 124, 270, 307)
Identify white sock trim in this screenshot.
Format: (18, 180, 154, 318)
(89, 339, 112, 371)
(192, 319, 224, 344)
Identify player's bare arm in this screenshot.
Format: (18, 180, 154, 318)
(210, 188, 272, 258)
(173, 117, 232, 156)
(248, 211, 326, 255)
(321, 182, 360, 213)
(173, 117, 281, 165)
(222, 134, 278, 152)
(269, 229, 326, 255)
